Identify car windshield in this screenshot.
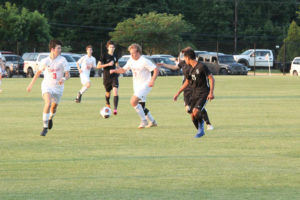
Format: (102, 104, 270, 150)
(241, 50, 253, 55)
(62, 55, 76, 62)
(218, 55, 235, 64)
(72, 56, 80, 61)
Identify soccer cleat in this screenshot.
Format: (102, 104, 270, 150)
(48, 119, 53, 130)
(194, 120, 205, 138)
(207, 124, 214, 131)
(113, 109, 117, 115)
(40, 128, 48, 136)
(74, 92, 82, 103)
(138, 120, 148, 129)
(146, 120, 158, 128)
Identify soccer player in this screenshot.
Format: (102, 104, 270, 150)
(174, 48, 215, 138)
(26, 39, 70, 136)
(96, 41, 120, 115)
(0, 53, 4, 92)
(110, 43, 159, 128)
(160, 48, 214, 130)
(74, 45, 96, 103)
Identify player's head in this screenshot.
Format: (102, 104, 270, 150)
(179, 47, 194, 62)
(49, 39, 62, 56)
(86, 45, 93, 56)
(183, 48, 196, 64)
(106, 40, 115, 54)
(128, 43, 142, 60)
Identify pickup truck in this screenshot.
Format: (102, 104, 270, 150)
(234, 49, 274, 68)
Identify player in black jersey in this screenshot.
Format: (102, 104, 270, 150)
(160, 47, 213, 130)
(97, 41, 120, 115)
(174, 49, 215, 138)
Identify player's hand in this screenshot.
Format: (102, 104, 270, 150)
(110, 69, 115, 74)
(58, 78, 65, 85)
(108, 61, 114, 66)
(173, 93, 179, 101)
(156, 63, 163, 67)
(207, 93, 214, 101)
(26, 85, 32, 92)
(148, 80, 155, 87)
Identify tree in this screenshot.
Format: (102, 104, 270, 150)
(109, 12, 195, 55)
(0, 2, 51, 53)
(278, 21, 300, 62)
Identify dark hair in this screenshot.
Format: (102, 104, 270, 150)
(183, 49, 196, 60)
(181, 46, 193, 53)
(106, 40, 115, 48)
(48, 39, 62, 51)
(86, 45, 93, 50)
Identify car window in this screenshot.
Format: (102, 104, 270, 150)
(38, 55, 48, 61)
(241, 50, 252, 55)
(5, 56, 12, 62)
(62, 55, 75, 62)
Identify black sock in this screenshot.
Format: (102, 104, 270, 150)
(113, 96, 119, 109)
(192, 118, 198, 130)
(201, 109, 211, 125)
(105, 96, 110, 105)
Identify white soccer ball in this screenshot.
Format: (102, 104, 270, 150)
(100, 107, 112, 118)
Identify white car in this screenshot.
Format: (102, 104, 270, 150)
(290, 57, 300, 76)
(234, 49, 274, 68)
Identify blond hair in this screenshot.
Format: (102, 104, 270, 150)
(128, 43, 142, 54)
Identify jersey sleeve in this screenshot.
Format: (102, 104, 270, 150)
(144, 57, 156, 72)
(99, 55, 105, 64)
(92, 57, 97, 68)
(39, 58, 47, 71)
(77, 55, 85, 65)
(203, 63, 212, 76)
(62, 57, 70, 72)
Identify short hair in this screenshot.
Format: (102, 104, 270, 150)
(86, 45, 93, 50)
(181, 46, 193, 53)
(49, 39, 62, 51)
(128, 43, 142, 54)
(106, 40, 115, 48)
(183, 49, 196, 60)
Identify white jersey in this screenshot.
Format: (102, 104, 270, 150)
(39, 55, 69, 88)
(123, 55, 156, 89)
(77, 55, 96, 75)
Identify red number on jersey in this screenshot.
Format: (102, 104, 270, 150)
(53, 73, 57, 79)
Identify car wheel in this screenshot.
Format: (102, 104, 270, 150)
(219, 69, 228, 75)
(27, 68, 34, 78)
(5, 68, 12, 78)
(293, 70, 298, 76)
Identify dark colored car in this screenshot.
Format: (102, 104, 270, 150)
(2, 54, 24, 77)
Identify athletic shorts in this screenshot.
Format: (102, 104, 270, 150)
(103, 76, 119, 92)
(80, 72, 90, 85)
(134, 85, 152, 102)
(41, 82, 64, 104)
(183, 87, 193, 106)
(189, 93, 208, 111)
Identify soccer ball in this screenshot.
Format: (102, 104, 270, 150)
(100, 107, 112, 118)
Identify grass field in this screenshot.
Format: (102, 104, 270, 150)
(0, 75, 300, 200)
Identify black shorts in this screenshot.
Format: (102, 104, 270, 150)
(189, 93, 208, 111)
(183, 87, 193, 106)
(103, 76, 119, 92)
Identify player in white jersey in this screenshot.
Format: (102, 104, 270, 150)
(26, 40, 70, 136)
(0, 52, 5, 92)
(74, 45, 96, 103)
(110, 43, 159, 128)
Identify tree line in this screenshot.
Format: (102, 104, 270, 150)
(1, 0, 300, 59)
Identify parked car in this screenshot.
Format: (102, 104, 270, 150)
(151, 56, 181, 76)
(22, 52, 79, 77)
(118, 55, 132, 76)
(1, 54, 24, 78)
(290, 57, 300, 76)
(70, 53, 96, 77)
(234, 49, 274, 68)
(151, 54, 176, 61)
(198, 53, 248, 75)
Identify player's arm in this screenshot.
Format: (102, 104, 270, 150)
(207, 74, 215, 101)
(173, 79, 189, 101)
(76, 62, 82, 74)
(97, 61, 114, 69)
(26, 70, 42, 92)
(110, 67, 126, 74)
(149, 67, 158, 87)
(159, 63, 179, 70)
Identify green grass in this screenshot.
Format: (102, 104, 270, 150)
(0, 75, 300, 200)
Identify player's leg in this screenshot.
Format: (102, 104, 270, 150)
(192, 108, 205, 138)
(48, 102, 58, 130)
(202, 108, 214, 130)
(103, 80, 112, 108)
(41, 93, 52, 136)
(131, 95, 148, 128)
(139, 102, 157, 128)
(75, 74, 90, 103)
(112, 77, 119, 115)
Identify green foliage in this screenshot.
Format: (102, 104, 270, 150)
(277, 21, 300, 62)
(0, 2, 51, 53)
(109, 12, 195, 55)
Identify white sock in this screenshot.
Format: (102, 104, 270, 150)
(43, 113, 50, 128)
(146, 111, 155, 122)
(134, 104, 146, 121)
(50, 112, 55, 120)
(80, 86, 88, 94)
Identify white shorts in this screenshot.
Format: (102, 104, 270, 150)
(41, 82, 64, 104)
(134, 85, 152, 102)
(80, 72, 90, 85)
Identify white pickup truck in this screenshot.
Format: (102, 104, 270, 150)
(234, 49, 274, 68)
